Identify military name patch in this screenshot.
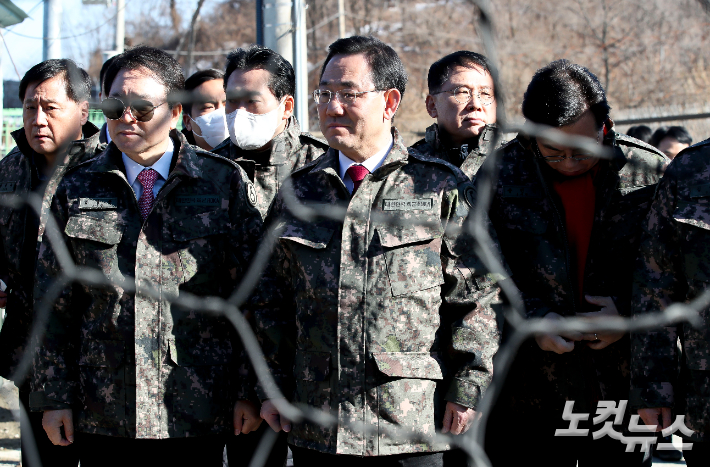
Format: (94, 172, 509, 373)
(79, 198, 118, 210)
(690, 184, 710, 198)
(383, 199, 433, 211)
(175, 195, 220, 207)
(246, 182, 257, 207)
(501, 185, 543, 198)
(0, 181, 17, 193)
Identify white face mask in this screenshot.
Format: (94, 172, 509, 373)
(190, 107, 229, 149)
(226, 101, 283, 150)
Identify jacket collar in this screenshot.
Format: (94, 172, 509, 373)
(87, 129, 202, 180)
(425, 122, 497, 152)
(309, 127, 409, 178)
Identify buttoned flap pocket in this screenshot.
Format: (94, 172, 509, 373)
(279, 222, 335, 249)
(65, 215, 123, 244)
(379, 224, 445, 296)
(171, 209, 229, 242)
(168, 338, 233, 366)
(294, 350, 331, 381)
(373, 352, 443, 380)
(673, 201, 710, 231)
(78, 340, 125, 367)
(672, 201, 710, 283)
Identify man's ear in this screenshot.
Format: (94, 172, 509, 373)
(183, 112, 192, 132)
(282, 95, 295, 120)
(170, 103, 182, 130)
(79, 100, 89, 126)
(425, 94, 438, 118)
(383, 88, 401, 121)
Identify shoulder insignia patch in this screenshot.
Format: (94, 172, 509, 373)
(246, 181, 258, 206)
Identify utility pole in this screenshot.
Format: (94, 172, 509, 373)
(115, 0, 125, 53)
(292, 0, 308, 132)
(263, 1, 293, 64)
(338, 0, 346, 38)
(43, 0, 62, 60)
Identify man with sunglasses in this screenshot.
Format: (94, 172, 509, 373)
(253, 36, 505, 466)
(211, 45, 327, 221)
(30, 46, 264, 467)
(0, 58, 102, 467)
(410, 51, 500, 180)
(482, 60, 668, 466)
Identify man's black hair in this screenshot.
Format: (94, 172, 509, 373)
(99, 54, 119, 96)
(650, 125, 693, 148)
(104, 46, 185, 108)
(20, 59, 91, 103)
(626, 125, 653, 145)
(522, 59, 611, 129)
(320, 36, 407, 99)
(183, 68, 224, 116)
(224, 45, 294, 100)
(427, 51, 492, 94)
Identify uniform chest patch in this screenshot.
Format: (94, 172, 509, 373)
(690, 184, 710, 198)
(383, 199, 434, 211)
(0, 181, 17, 193)
(79, 198, 118, 210)
(175, 195, 221, 207)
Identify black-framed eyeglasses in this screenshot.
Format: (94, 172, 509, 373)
(101, 97, 167, 122)
(312, 89, 382, 105)
(532, 132, 601, 163)
(431, 85, 494, 106)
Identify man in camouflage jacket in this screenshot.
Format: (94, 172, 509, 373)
(30, 47, 263, 466)
(410, 51, 500, 180)
(212, 45, 327, 221)
(483, 60, 668, 466)
(0, 59, 101, 467)
(631, 140, 710, 465)
(255, 36, 504, 465)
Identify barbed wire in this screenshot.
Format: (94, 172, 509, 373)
(3, 1, 707, 467)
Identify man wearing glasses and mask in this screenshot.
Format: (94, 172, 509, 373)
(253, 36, 505, 466)
(482, 60, 668, 466)
(410, 51, 499, 180)
(212, 45, 327, 220)
(30, 46, 263, 467)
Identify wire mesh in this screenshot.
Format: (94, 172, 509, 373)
(2, 1, 706, 466)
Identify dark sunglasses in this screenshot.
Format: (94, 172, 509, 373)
(101, 97, 167, 122)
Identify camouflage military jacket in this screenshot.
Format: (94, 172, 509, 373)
(0, 123, 103, 387)
(253, 128, 504, 456)
(631, 140, 710, 441)
(485, 131, 667, 417)
(410, 123, 499, 180)
(30, 130, 263, 439)
(212, 116, 328, 220)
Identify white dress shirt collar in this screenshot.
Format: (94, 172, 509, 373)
(122, 139, 174, 199)
(338, 135, 394, 193)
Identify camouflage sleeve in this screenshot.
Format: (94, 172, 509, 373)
(228, 167, 265, 401)
(440, 181, 505, 410)
(251, 194, 297, 401)
(630, 169, 682, 411)
(29, 183, 80, 411)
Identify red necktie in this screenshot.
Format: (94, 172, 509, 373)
(137, 168, 158, 221)
(346, 164, 370, 194)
